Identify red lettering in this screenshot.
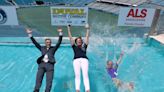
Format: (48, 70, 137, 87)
(135, 9, 141, 18)
(127, 9, 134, 17)
(127, 8, 147, 18)
(141, 9, 147, 18)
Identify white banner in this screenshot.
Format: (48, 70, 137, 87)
(0, 6, 19, 25)
(118, 8, 155, 27)
(51, 7, 88, 26)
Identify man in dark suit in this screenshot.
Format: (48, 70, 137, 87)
(26, 28, 63, 92)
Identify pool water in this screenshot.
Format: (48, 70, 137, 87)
(0, 37, 164, 92)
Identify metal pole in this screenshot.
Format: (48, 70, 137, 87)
(149, 9, 161, 35)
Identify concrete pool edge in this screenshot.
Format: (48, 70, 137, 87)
(149, 34, 164, 44)
(148, 34, 164, 50)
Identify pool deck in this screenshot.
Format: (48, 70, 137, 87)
(150, 34, 164, 44)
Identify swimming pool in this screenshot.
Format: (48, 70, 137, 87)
(0, 37, 164, 92)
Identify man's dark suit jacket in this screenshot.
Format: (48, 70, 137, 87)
(30, 35, 62, 64)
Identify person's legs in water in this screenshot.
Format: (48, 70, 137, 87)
(73, 59, 81, 92)
(127, 82, 134, 91)
(81, 58, 90, 92)
(120, 82, 134, 92)
(113, 78, 134, 92)
(112, 78, 122, 88)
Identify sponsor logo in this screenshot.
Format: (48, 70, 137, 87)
(127, 9, 147, 18)
(51, 7, 88, 26)
(0, 8, 7, 24)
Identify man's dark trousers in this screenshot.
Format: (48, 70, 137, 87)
(34, 62, 54, 92)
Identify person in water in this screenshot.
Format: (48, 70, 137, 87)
(67, 24, 90, 92)
(107, 52, 134, 92)
(26, 27, 63, 92)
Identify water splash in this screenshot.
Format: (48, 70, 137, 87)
(87, 22, 145, 92)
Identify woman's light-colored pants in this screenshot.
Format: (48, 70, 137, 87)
(73, 58, 90, 91)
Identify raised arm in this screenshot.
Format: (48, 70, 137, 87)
(26, 28, 41, 51)
(85, 23, 90, 45)
(67, 25, 74, 45)
(116, 52, 124, 65)
(54, 27, 63, 51)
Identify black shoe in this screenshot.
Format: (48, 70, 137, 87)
(33, 89, 39, 92)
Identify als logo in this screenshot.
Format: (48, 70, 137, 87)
(0, 8, 7, 24)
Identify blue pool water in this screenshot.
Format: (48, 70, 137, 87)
(0, 37, 164, 92)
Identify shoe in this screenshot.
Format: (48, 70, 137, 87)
(33, 89, 39, 92)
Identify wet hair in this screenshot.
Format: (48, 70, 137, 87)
(75, 36, 83, 44)
(107, 60, 112, 64)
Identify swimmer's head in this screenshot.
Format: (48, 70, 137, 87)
(107, 60, 113, 68)
(45, 38, 51, 48)
(75, 36, 83, 46)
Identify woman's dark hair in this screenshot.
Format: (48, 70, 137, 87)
(75, 36, 83, 44)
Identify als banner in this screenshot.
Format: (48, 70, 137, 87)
(0, 6, 18, 25)
(118, 8, 155, 27)
(51, 7, 88, 26)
